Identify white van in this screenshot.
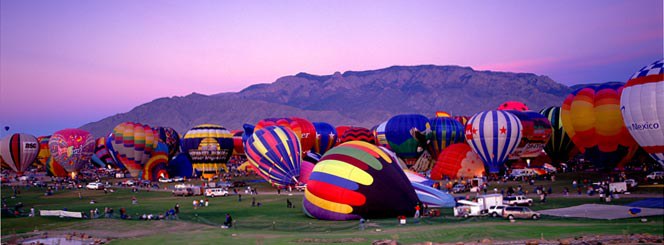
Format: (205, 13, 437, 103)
(205, 188, 229, 197)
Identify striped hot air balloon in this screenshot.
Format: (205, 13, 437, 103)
(312, 122, 337, 155)
(36, 135, 51, 166)
(465, 110, 522, 174)
(0, 133, 39, 175)
(181, 124, 234, 179)
(244, 126, 301, 187)
(109, 122, 160, 178)
(429, 116, 465, 159)
(339, 127, 375, 144)
(621, 59, 664, 167)
(540, 106, 576, 165)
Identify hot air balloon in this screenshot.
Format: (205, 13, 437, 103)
(312, 122, 337, 155)
(505, 110, 552, 160)
(36, 135, 51, 166)
(453, 116, 470, 127)
(155, 127, 180, 158)
(142, 152, 170, 181)
(48, 129, 95, 175)
(244, 126, 301, 187)
(384, 114, 432, 167)
(108, 122, 160, 177)
(429, 116, 465, 159)
(431, 143, 485, 180)
(339, 127, 375, 144)
(231, 130, 245, 156)
(303, 141, 419, 220)
(168, 152, 193, 178)
(540, 106, 576, 165)
(181, 124, 234, 179)
(45, 156, 67, 177)
(255, 118, 316, 153)
(335, 126, 351, 145)
(372, 121, 390, 149)
(298, 160, 315, 184)
(92, 137, 116, 168)
(561, 82, 638, 169)
(498, 101, 529, 111)
(0, 133, 39, 175)
(621, 59, 664, 167)
(466, 110, 522, 174)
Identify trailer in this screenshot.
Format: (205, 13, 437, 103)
(454, 200, 483, 217)
(476, 194, 503, 211)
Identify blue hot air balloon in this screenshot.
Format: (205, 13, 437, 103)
(312, 122, 337, 155)
(465, 110, 522, 173)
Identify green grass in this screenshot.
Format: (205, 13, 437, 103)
(1, 173, 663, 244)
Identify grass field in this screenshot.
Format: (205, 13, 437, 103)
(1, 173, 662, 244)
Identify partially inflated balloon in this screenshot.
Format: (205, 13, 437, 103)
(498, 101, 529, 111)
(431, 143, 485, 179)
(244, 126, 301, 187)
(561, 82, 638, 169)
(109, 122, 160, 177)
(155, 127, 180, 158)
(429, 117, 465, 159)
(621, 59, 664, 166)
(540, 106, 576, 165)
(303, 141, 419, 220)
(384, 114, 432, 165)
(0, 133, 39, 174)
(340, 127, 375, 144)
(312, 122, 337, 155)
(505, 110, 552, 160)
(37, 136, 51, 165)
(48, 129, 95, 174)
(466, 110, 522, 173)
(181, 124, 234, 178)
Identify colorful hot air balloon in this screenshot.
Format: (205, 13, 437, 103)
(142, 152, 170, 181)
(244, 126, 301, 187)
(92, 137, 116, 168)
(48, 129, 95, 174)
(303, 141, 419, 220)
(335, 126, 351, 145)
(372, 121, 390, 149)
(384, 114, 432, 166)
(429, 116, 465, 159)
(312, 122, 337, 155)
(109, 122, 160, 177)
(453, 116, 470, 127)
(36, 135, 51, 166)
(231, 130, 245, 156)
(298, 160, 315, 184)
(505, 110, 552, 160)
(290, 117, 316, 153)
(431, 143, 485, 180)
(621, 59, 664, 167)
(155, 127, 180, 158)
(45, 156, 67, 177)
(466, 110, 522, 174)
(181, 124, 234, 179)
(0, 133, 39, 175)
(561, 82, 638, 169)
(540, 106, 576, 165)
(498, 101, 529, 111)
(339, 127, 375, 144)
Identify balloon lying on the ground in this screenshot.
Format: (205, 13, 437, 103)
(48, 129, 95, 174)
(244, 126, 301, 188)
(505, 110, 552, 160)
(561, 82, 638, 169)
(143, 152, 169, 181)
(384, 114, 432, 166)
(339, 127, 375, 144)
(312, 122, 337, 155)
(402, 169, 455, 208)
(466, 110, 522, 174)
(37, 135, 51, 165)
(0, 133, 39, 174)
(168, 152, 193, 178)
(429, 116, 465, 159)
(46, 156, 67, 177)
(181, 124, 234, 178)
(403, 169, 435, 186)
(109, 122, 160, 177)
(92, 137, 116, 168)
(155, 127, 180, 158)
(431, 143, 485, 180)
(540, 106, 576, 165)
(298, 160, 315, 184)
(498, 101, 529, 111)
(231, 130, 245, 156)
(620, 59, 664, 167)
(303, 141, 419, 220)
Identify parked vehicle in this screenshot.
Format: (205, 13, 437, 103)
(172, 177, 185, 182)
(484, 205, 506, 217)
(205, 188, 229, 197)
(503, 196, 533, 206)
(86, 182, 105, 190)
(646, 171, 663, 181)
(625, 179, 638, 189)
(121, 180, 135, 186)
(476, 194, 503, 212)
(454, 200, 483, 218)
(158, 178, 173, 183)
(172, 187, 193, 196)
(503, 206, 540, 220)
(452, 184, 468, 193)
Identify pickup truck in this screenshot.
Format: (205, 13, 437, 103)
(503, 195, 533, 206)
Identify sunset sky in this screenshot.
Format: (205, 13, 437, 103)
(1, 0, 662, 136)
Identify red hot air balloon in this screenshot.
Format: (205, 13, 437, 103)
(0, 133, 39, 175)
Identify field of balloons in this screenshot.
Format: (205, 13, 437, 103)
(1, 60, 663, 223)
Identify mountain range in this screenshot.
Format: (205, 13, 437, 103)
(80, 65, 572, 137)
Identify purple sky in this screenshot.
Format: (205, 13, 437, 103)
(1, 0, 662, 136)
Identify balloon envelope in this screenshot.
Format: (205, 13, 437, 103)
(155, 127, 180, 158)
(339, 127, 375, 144)
(48, 129, 95, 173)
(244, 126, 302, 187)
(37, 135, 51, 166)
(465, 110, 522, 173)
(312, 122, 337, 155)
(505, 110, 552, 160)
(540, 106, 576, 165)
(181, 124, 234, 178)
(93, 137, 116, 168)
(109, 122, 160, 177)
(384, 114, 432, 163)
(429, 117, 465, 159)
(431, 143, 485, 179)
(0, 133, 39, 174)
(498, 101, 529, 111)
(621, 59, 664, 167)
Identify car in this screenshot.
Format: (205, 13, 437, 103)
(625, 179, 638, 188)
(172, 177, 185, 182)
(646, 171, 663, 181)
(121, 180, 135, 186)
(172, 187, 193, 196)
(205, 188, 229, 197)
(503, 206, 540, 220)
(486, 205, 506, 217)
(452, 184, 468, 193)
(86, 182, 105, 190)
(295, 184, 307, 192)
(158, 178, 173, 183)
(503, 196, 533, 206)
(33, 181, 47, 188)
